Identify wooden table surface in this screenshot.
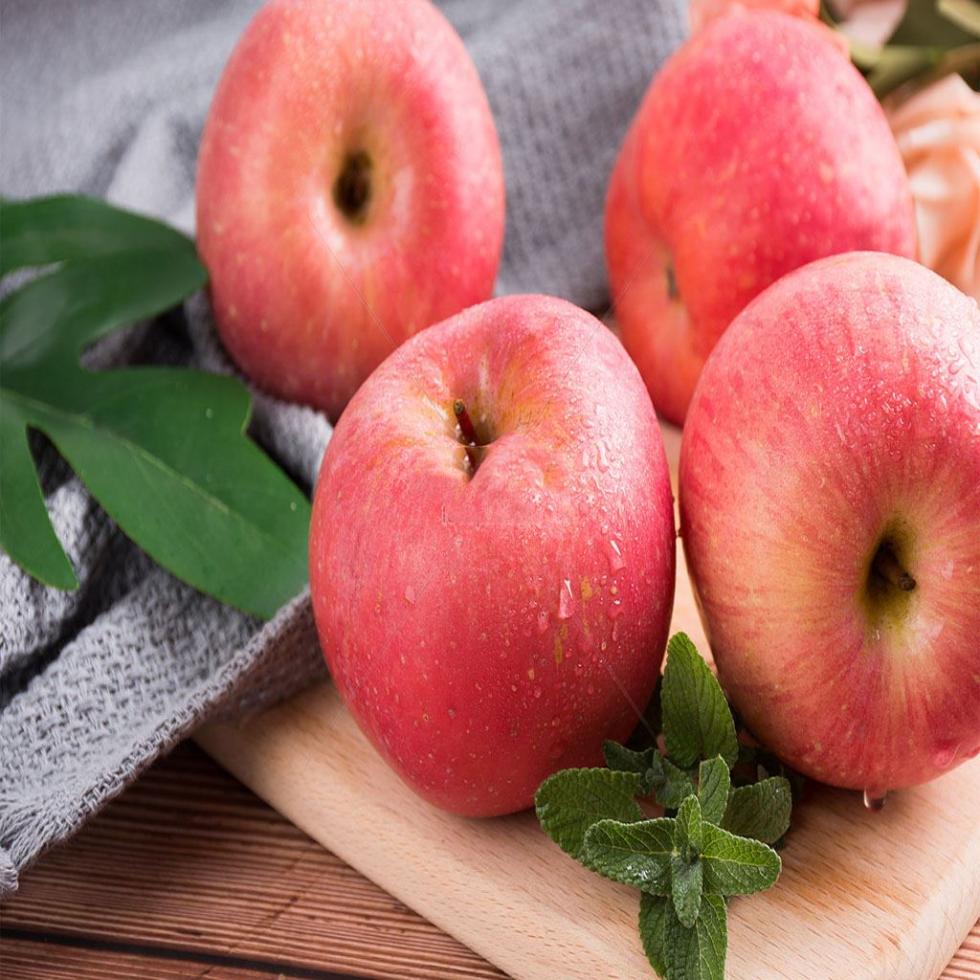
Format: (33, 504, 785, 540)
(2, 742, 978, 980)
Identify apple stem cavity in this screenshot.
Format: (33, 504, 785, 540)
(665, 261, 680, 302)
(453, 398, 482, 474)
(871, 542, 916, 593)
(333, 150, 373, 224)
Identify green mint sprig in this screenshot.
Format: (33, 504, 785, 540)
(0, 195, 311, 618)
(535, 633, 798, 980)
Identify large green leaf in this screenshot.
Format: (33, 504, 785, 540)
(0, 194, 194, 277)
(0, 195, 311, 619)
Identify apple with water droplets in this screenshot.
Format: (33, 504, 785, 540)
(197, 0, 504, 422)
(309, 295, 676, 815)
(606, 10, 917, 426)
(680, 252, 980, 797)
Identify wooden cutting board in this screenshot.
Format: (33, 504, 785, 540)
(197, 423, 980, 980)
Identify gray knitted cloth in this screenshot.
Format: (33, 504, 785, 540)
(0, 0, 686, 896)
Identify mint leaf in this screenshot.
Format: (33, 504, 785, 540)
(638, 893, 670, 978)
(655, 755, 697, 809)
(670, 854, 703, 929)
(700, 823, 781, 896)
(722, 777, 792, 844)
(663, 893, 727, 980)
(583, 818, 675, 895)
(662, 634, 738, 768)
(535, 768, 643, 863)
(0, 195, 311, 618)
(697, 757, 731, 825)
(674, 795, 703, 857)
(604, 740, 656, 793)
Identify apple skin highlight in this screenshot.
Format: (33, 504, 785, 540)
(197, 0, 504, 422)
(680, 252, 980, 795)
(606, 10, 917, 427)
(309, 296, 676, 816)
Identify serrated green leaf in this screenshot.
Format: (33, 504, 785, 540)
(535, 768, 643, 863)
(670, 854, 703, 929)
(674, 795, 703, 858)
(662, 634, 738, 769)
(656, 755, 698, 810)
(604, 740, 656, 794)
(0, 195, 311, 619)
(721, 777, 793, 845)
(639, 893, 670, 978)
(663, 893, 727, 980)
(700, 823, 781, 896)
(697, 758, 731, 826)
(583, 818, 675, 895)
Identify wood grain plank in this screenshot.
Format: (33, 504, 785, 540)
(1, 744, 503, 980)
(1, 744, 977, 979)
(197, 680, 980, 980)
(1, 937, 287, 980)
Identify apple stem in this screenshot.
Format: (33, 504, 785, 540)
(453, 399, 480, 471)
(873, 546, 916, 592)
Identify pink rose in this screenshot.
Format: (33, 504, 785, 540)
(887, 75, 980, 300)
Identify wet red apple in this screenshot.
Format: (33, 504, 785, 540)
(310, 295, 676, 816)
(680, 252, 980, 796)
(197, 0, 504, 421)
(606, 11, 917, 426)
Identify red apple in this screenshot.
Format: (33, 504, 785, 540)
(309, 295, 676, 816)
(197, 0, 504, 421)
(606, 10, 917, 427)
(679, 252, 980, 795)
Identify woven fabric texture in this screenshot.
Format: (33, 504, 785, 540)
(0, 0, 686, 895)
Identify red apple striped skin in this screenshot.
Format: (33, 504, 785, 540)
(607, 11, 917, 426)
(197, 0, 504, 421)
(680, 253, 980, 794)
(310, 296, 676, 816)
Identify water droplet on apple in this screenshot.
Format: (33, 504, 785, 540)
(607, 539, 626, 571)
(862, 789, 887, 811)
(607, 599, 624, 620)
(933, 743, 958, 769)
(404, 585, 416, 605)
(558, 579, 575, 620)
